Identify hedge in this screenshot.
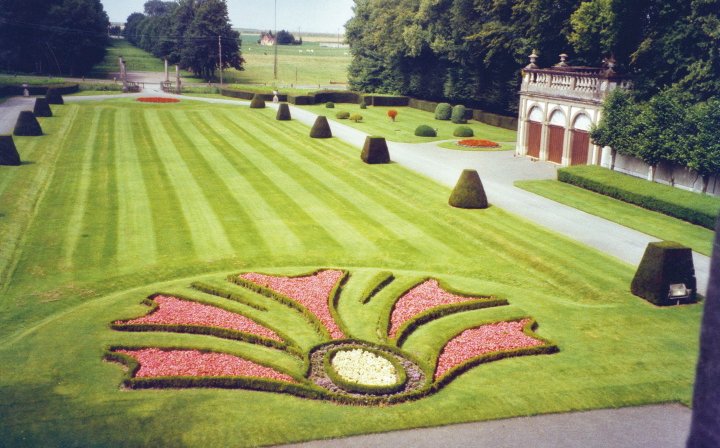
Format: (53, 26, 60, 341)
(631, 241, 698, 305)
(45, 88, 64, 105)
(13, 111, 42, 136)
(0, 83, 78, 97)
(220, 88, 287, 102)
(0, 135, 21, 166)
(190, 281, 268, 311)
(435, 103, 452, 120)
(249, 94, 266, 109)
(414, 125, 436, 137)
(451, 105, 467, 124)
(363, 95, 409, 107)
(359, 271, 394, 304)
(558, 165, 720, 229)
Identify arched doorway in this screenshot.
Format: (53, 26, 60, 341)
(570, 113, 592, 165)
(546, 109, 566, 164)
(526, 106, 543, 158)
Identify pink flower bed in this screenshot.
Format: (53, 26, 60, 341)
(389, 279, 489, 338)
(434, 319, 544, 379)
(116, 348, 295, 382)
(240, 270, 345, 339)
(117, 296, 282, 342)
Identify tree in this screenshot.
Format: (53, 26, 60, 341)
(590, 89, 641, 170)
(685, 99, 720, 193)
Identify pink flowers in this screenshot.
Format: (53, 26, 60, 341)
(116, 348, 295, 382)
(389, 280, 489, 338)
(117, 295, 282, 342)
(434, 319, 544, 379)
(137, 97, 180, 103)
(240, 270, 345, 339)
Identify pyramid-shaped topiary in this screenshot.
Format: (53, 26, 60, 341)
(631, 241, 697, 305)
(0, 135, 21, 165)
(448, 169, 488, 209)
(310, 116, 332, 138)
(361, 136, 390, 164)
(33, 97, 52, 117)
(45, 88, 64, 105)
(250, 94, 266, 109)
(13, 111, 43, 136)
(276, 103, 291, 120)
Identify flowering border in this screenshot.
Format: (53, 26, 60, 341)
(137, 97, 180, 103)
(457, 139, 500, 148)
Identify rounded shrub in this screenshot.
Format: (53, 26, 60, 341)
(360, 102, 367, 110)
(249, 94, 266, 109)
(414, 125, 437, 137)
(13, 111, 42, 136)
(453, 126, 474, 138)
(310, 116, 332, 138)
(276, 103, 291, 120)
(45, 88, 64, 105)
(33, 98, 52, 117)
(350, 113, 363, 123)
(0, 135, 21, 166)
(434, 102, 452, 120)
(335, 111, 350, 119)
(631, 241, 697, 306)
(451, 105, 467, 124)
(449, 169, 488, 209)
(325, 102, 335, 109)
(361, 136, 390, 164)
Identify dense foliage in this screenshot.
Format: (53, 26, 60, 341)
(124, 0, 243, 80)
(346, 0, 719, 114)
(0, 0, 109, 75)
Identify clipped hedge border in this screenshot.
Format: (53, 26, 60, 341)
(558, 166, 720, 229)
(329, 271, 351, 337)
(190, 282, 267, 311)
(360, 271, 395, 304)
(431, 318, 559, 388)
(219, 88, 287, 102)
(324, 344, 408, 395)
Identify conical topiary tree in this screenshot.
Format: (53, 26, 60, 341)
(361, 136, 390, 164)
(0, 135, 21, 165)
(250, 94, 266, 109)
(45, 88, 64, 105)
(449, 169, 488, 209)
(310, 116, 332, 138)
(13, 111, 43, 136)
(33, 97, 52, 117)
(631, 241, 697, 305)
(276, 103, 291, 120)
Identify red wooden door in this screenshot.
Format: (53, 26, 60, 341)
(526, 121, 541, 158)
(547, 125, 564, 164)
(570, 130, 590, 165)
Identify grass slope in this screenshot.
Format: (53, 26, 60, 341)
(516, 180, 714, 256)
(0, 99, 701, 447)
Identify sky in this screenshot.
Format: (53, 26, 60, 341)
(102, 0, 355, 34)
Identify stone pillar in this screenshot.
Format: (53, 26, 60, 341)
(539, 120, 550, 161)
(175, 65, 181, 94)
(164, 59, 169, 82)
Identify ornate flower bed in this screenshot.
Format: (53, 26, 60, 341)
(137, 97, 180, 103)
(332, 348, 397, 386)
(457, 139, 500, 148)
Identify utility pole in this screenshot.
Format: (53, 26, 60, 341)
(273, 0, 278, 80)
(218, 35, 223, 86)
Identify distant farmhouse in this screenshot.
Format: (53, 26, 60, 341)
(258, 32, 275, 46)
(258, 30, 302, 46)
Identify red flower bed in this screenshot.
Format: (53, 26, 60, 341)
(116, 348, 295, 382)
(434, 319, 544, 379)
(457, 139, 500, 148)
(117, 295, 282, 342)
(240, 270, 345, 339)
(137, 97, 180, 103)
(389, 280, 488, 338)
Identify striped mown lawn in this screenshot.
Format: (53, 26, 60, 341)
(0, 98, 702, 447)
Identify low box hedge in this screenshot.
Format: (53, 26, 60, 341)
(558, 165, 720, 229)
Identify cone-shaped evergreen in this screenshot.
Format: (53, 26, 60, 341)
(0, 135, 21, 166)
(276, 103, 291, 120)
(13, 111, 43, 136)
(45, 88, 64, 105)
(250, 94, 266, 109)
(310, 116, 332, 138)
(361, 136, 390, 164)
(631, 241, 697, 305)
(33, 98, 52, 117)
(449, 169, 488, 209)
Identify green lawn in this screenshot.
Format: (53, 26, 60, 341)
(0, 99, 701, 447)
(300, 104, 518, 143)
(516, 180, 715, 256)
(88, 39, 197, 79)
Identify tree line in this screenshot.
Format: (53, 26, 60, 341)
(0, 0, 109, 76)
(124, 0, 243, 80)
(345, 0, 719, 115)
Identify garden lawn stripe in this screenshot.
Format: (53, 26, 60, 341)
(114, 109, 157, 270)
(209, 109, 374, 254)
(143, 109, 234, 260)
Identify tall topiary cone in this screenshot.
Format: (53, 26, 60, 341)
(361, 136, 390, 164)
(310, 116, 332, 138)
(0, 135, 21, 166)
(449, 169, 488, 209)
(33, 97, 52, 117)
(45, 88, 64, 105)
(13, 111, 43, 136)
(631, 241, 697, 305)
(276, 103, 291, 120)
(250, 94, 266, 109)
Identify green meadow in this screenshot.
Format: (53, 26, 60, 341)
(0, 98, 701, 446)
